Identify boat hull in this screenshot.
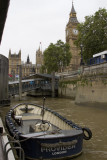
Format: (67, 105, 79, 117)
(20, 132, 83, 159)
(5, 103, 92, 160)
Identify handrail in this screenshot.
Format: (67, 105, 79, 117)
(4, 140, 25, 160)
(4, 140, 21, 151)
(6, 147, 25, 160)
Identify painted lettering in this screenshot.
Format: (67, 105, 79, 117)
(52, 150, 67, 155)
(41, 144, 76, 153)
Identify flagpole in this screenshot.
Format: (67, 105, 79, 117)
(40, 42, 42, 52)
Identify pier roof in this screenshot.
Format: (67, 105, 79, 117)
(25, 73, 59, 80)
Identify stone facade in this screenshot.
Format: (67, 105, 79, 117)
(75, 80, 107, 105)
(8, 50, 35, 79)
(22, 55, 35, 78)
(8, 49, 21, 80)
(66, 2, 80, 71)
(59, 77, 107, 105)
(36, 47, 43, 73)
(9, 3, 81, 76)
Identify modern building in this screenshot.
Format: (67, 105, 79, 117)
(0, 0, 10, 105)
(66, 2, 80, 71)
(0, 54, 9, 105)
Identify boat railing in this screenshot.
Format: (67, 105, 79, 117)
(4, 140, 25, 160)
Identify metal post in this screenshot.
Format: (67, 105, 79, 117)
(51, 71, 55, 98)
(80, 44, 84, 74)
(80, 44, 84, 66)
(19, 65, 22, 100)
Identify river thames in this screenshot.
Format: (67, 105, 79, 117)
(0, 95, 107, 160)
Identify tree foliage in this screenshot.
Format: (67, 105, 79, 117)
(43, 40, 72, 73)
(40, 65, 46, 74)
(75, 8, 107, 61)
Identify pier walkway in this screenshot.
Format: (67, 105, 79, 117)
(8, 74, 59, 96)
(0, 136, 4, 160)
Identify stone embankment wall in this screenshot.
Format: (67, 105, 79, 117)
(58, 83, 77, 100)
(75, 79, 107, 105)
(58, 77, 78, 99)
(59, 76, 107, 105)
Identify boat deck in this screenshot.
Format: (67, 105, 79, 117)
(12, 108, 83, 139)
(15, 119, 59, 135)
(15, 118, 82, 139)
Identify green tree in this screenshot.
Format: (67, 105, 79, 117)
(75, 8, 107, 61)
(43, 40, 72, 73)
(40, 65, 46, 73)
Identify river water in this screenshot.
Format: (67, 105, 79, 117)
(0, 95, 107, 160)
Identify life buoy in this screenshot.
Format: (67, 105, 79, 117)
(82, 127, 92, 140)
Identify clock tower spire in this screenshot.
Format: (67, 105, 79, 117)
(70, 1, 76, 18)
(66, 1, 80, 71)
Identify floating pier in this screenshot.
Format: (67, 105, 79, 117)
(0, 117, 15, 160)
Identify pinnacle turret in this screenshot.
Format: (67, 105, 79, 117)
(71, 1, 76, 14)
(68, 1, 79, 24)
(27, 55, 30, 64)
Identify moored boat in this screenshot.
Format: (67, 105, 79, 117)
(6, 101, 92, 160)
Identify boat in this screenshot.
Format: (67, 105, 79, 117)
(5, 99, 92, 160)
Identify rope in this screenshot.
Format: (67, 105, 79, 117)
(18, 130, 57, 143)
(4, 127, 61, 143)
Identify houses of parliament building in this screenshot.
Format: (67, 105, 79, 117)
(8, 2, 80, 79)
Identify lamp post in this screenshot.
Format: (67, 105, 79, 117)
(80, 44, 84, 66)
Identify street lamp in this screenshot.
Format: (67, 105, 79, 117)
(80, 44, 84, 66)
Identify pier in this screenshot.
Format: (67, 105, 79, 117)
(0, 0, 18, 159)
(8, 74, 59, 97)
(0, 118, 15, 160)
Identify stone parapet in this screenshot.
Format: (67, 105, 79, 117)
(75, 79, 107, 104)
(59, 75, 107, 105)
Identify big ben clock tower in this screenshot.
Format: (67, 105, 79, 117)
(66, 2, 80, 71)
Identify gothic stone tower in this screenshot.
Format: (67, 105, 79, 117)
(8, 49, 21, 79)
(36, 47, 43, 73)
(66, 2, 80, 71)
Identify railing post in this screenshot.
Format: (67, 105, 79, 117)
(51, 71, 55, 98)
(19, 65, 22, 100)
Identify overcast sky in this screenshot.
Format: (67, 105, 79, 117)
(0, 0, 107, 64)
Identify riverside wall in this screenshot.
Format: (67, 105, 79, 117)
(75, 80, 107, 105)
(58, 83, 77, 99)
(58, 76, 107, 105)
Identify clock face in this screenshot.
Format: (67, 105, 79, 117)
(73, 29, 78, 35)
